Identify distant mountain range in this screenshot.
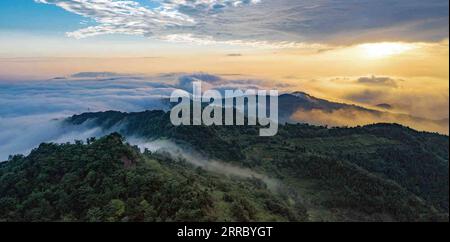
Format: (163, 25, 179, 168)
(165, 90, 448, 134)
(48, 72, 448, 134)
(278, 92, 448, 134)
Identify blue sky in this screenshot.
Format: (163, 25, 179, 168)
(0, 0, 161, 34)
(0, 0, 82, 33)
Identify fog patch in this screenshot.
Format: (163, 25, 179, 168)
(0, 114, 107, 161)
(0, 73, 272, 161)
(128, 137, 281, 191)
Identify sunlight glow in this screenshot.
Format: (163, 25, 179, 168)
(359, 42, 416, 59)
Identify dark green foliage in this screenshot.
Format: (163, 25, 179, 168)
(62, 111, 449, 221)
(0, 110, 448, 221)
(0, 133, 306, 222)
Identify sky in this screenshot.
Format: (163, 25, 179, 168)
(0, 1, 449, 141)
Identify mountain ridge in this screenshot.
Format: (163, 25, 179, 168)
(164, 90, 448, 134)
(64, 109, 449, 218)
(1, 109, 448, 221)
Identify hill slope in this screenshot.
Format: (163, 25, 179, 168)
(0, 133, 307, 222)
(1, 110, 448, 221)
(65, 110, 449, 221)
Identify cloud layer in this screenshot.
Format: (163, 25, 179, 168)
(291, 108, 449, 135)
(35, 0, 449, 45)
(0, 72, 272, 160)
(0, 75, 167, 160)
(0, 72, 448, 160)
(357, 76, 399, 88)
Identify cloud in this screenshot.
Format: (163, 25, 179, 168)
(0, 72, 448, 160)
(0, 76, 174, 118)
(35, 0, 194, 38)
(35, 0, 262, 41)
(161, 0, 261, 14)
(69, 72, 130, 79)
(159, 33, 308, 48)
(226, 53, 242, 57)
(34, 0, 449, 46)
(291, 108, 449, 134)
(357, 76, 399, 88)
(0, 74, 174, 160)
(0, 72, 271, 160)
(375, 103, 393, 110)
(332, 75, 449, 121)
(345, 90, 385, 104)
(174, 72, 272, 93)
(128, 137, 280, 191)
(0, 114, 107, 161)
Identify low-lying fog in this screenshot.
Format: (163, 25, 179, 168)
(129, 138, 280, 191)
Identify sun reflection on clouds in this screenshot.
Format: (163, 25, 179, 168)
(358, 42, 417, 59)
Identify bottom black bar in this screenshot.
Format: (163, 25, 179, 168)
(1, 222, 448, 241)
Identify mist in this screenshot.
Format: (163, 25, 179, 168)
(0, 72, 272, 161)
(291, 107, 449, 134)
(128, 137, 281, 191)
(0, 115, 107, 161)
(0, 76, 172, 161)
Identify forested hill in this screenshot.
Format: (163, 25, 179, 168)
(0, 133, 308, 222)
(67, 110, 449, 219)
(0, 110, 448, 221)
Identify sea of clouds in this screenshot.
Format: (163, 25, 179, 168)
(0, 72, 269, 160)
(0, 72, 286, 187)
(1, 72, 447, 160)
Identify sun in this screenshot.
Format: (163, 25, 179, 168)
(359, 42, 416, 59)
